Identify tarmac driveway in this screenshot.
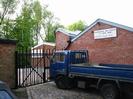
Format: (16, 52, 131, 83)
(27, 82, 103, 99)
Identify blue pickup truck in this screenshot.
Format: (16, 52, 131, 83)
(50, 50, 133, 99)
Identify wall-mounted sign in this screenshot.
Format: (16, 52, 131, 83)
(94, 28, 117, 39)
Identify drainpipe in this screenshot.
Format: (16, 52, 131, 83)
(64, 38, 71, 50)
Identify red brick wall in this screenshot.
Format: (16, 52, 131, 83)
(57, 22, 133, 64)
(0, 41, 16, 88)
(56, 31, 70, 50)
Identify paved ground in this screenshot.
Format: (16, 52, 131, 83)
(26, 82, 103, 99)
(13, 88, 28, 99)
(13, 82, 132, 99)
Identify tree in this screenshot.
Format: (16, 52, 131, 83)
(44, 23, 64, 42)
(2, 19, 16, 39)
(15, 4, 37, 49)
(3, 2, 38, 49)
(0, 0, 18, 25)
(31, 1, 64, 43)
(43, 13, 64, 42)
(0, 0, 18, 37)
(32, 1, 43, 44)
(68, 20, 86, 31)
(1, 0, 63, 48)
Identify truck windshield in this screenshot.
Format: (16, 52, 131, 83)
(52, 53, 65, 63)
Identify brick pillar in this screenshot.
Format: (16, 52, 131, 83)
(0, 39, 16, 88)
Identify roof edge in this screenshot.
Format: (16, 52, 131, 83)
(71, 18, 133, 42)
(56, 28, 77, 37)
(71, 19, 99, 42)
(32, 42, 55, 49)
(98, 19, 133, 32)
(0, 39, 17, 45)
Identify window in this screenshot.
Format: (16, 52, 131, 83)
(52, 53, 65, 63)
(0, 91, 12, 99)
(70, 52, 87, 64)
(75, 53, 82, 59)
(75, 53, 86, 59)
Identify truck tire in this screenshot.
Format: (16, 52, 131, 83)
(55, 76, 67, 89)
(100, 84, 119, 99)
(65, 77, 75, 89)
(55, 76, 74, 89)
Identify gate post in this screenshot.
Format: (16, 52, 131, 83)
(15, 51, 18, 88)
(0, 39, 16, 88)
(43, 49, 46, 83)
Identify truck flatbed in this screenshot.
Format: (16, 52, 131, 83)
(71, 63, 133, 70)
(70, 64, 133, 82)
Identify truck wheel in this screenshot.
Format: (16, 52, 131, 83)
(100, 84, 119, 99)
(55, 76, 74, 89)
(65, 77, 75, 89)
(55, 76, 67, 89)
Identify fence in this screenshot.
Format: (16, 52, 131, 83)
(15, 48, 54, 87)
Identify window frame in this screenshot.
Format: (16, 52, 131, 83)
(52, 53, 65, 63)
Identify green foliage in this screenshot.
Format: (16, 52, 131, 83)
(0, 0, 18, 25)
(15, 4, 36, 49)
(68, 20, 86, 31)
(2, 1, 39, 49)
(45, 23, 64, 42)
(0, 0, 64, 48)
(2, 19, 16, 39)
(32, 1, 42, 22)
(41, 5, 64, 42)
(0, 0, 18, 37)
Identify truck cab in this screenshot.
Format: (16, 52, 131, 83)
(50, 50, 88, 79)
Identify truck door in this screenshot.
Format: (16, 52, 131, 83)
(50, 52, 66, 79)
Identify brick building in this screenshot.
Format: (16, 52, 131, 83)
(0, 39, 16, 88)
(56, 28, 80, 50)
(56, 19, 133, 64)
(32, 42, 55, 67)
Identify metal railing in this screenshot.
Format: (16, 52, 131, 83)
(15, 48, 54, 88)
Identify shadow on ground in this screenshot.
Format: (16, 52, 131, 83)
(12, 88, 28, 99)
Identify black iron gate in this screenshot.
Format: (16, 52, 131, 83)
(15, 48, 54, 87)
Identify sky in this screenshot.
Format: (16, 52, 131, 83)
(40, 0, 133, 27)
